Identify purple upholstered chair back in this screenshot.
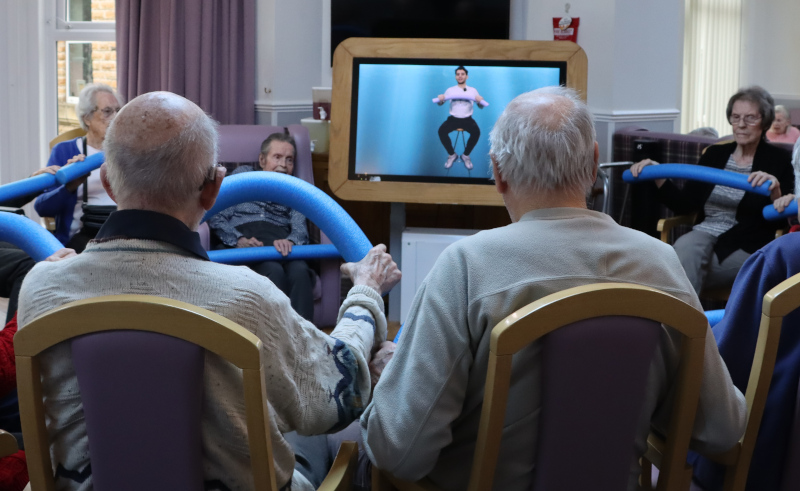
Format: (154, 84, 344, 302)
(71, 330, 205, 491)
(533, 315, 662, 490)
(780, 375, 800, 491)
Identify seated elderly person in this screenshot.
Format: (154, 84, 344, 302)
(691, 152, 800, 489)
(630, 86, 794, 296)
(35, 83, 124, 251)
(357, 87, 746, 490)
(17, 91, 400, 491)
(766, 105, 800, 144)
(208, 133, 315, 321)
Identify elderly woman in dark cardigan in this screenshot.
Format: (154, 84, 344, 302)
(630, 86, 794, 295)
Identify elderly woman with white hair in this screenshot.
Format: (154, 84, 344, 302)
(630, 86, 794, 296)
(766, 105, 800, 144)
(35, 83, 124, 251)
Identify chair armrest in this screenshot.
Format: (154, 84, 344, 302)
(318, 441, 358, 491)
(0, 429, 19, 457)
(657, 214, 697, 243)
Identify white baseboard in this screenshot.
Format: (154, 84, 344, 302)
(254, 100, 313, 114)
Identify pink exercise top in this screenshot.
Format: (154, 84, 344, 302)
(767, 125, 800, 144)
(444, 85, 480, 118)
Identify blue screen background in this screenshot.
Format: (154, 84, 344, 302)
(353, 64, 562, 181)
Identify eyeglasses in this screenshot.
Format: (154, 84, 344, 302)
(198, 163, 224, 191)
(93, 106, 121, 119)
(729, 114, 762, 126)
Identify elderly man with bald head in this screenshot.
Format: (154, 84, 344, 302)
(17, 92, 400, 491)
(360, 87, 745, 490)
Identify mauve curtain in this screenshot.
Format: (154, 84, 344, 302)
(116, 0, 256, 124)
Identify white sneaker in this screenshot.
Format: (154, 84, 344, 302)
(445, 154, 458, 169)
(462, 154, 473, 170)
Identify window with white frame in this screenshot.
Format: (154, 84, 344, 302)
(47, 0, 116, 135)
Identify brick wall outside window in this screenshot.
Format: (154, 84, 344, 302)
(57, 0, 116, 134)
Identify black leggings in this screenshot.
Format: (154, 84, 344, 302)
(0, 243, 35, 324)
(438, 116, 481, 156)
(232, 221, 315, 322)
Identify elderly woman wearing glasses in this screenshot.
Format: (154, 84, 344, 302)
(34, 83, 124, 252)
(630, 86, 794, 295)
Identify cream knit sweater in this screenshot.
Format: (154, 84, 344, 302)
(18, 238, 387, 491)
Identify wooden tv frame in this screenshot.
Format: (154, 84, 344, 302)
(329, 38, 588, 206)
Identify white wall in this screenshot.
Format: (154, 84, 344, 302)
(525, 0, 683, 161)
(255, 0, 324, 125)
(740, 0, 800, 107)
(525, 0, 617, 111)
(0, 0, 46, 198)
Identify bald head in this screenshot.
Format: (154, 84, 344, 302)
(104, 91, 218, 214)
(489, 86, 596, 196)
(112, 92, 205, 150)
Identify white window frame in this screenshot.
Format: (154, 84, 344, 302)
(42, 0, 116, 143)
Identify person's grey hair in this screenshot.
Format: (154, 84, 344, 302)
(260, 132, 297, 160)
(75, 83, 125, 131)
(104, 110, 219, 212)
(688, 127, 719, 139)
(775, 105, 791, 121)
(726, 86, 775, 135)
(489, 86, 596, 194)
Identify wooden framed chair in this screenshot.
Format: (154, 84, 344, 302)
(646, 271, 799, 491)
(374, 283, 708, 491)
(48, 127, 86, 150)
(15, 295, 357, 491)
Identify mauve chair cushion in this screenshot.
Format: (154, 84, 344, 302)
(72, 330, 205, 491)
(533, 315, 661, 490)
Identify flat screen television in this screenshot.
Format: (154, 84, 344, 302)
(329, 38, 588, 205)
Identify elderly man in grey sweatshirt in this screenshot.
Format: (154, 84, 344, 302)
(361, 86, 746, 491)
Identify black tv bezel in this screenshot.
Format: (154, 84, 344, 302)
(347, 57, 568, 185)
